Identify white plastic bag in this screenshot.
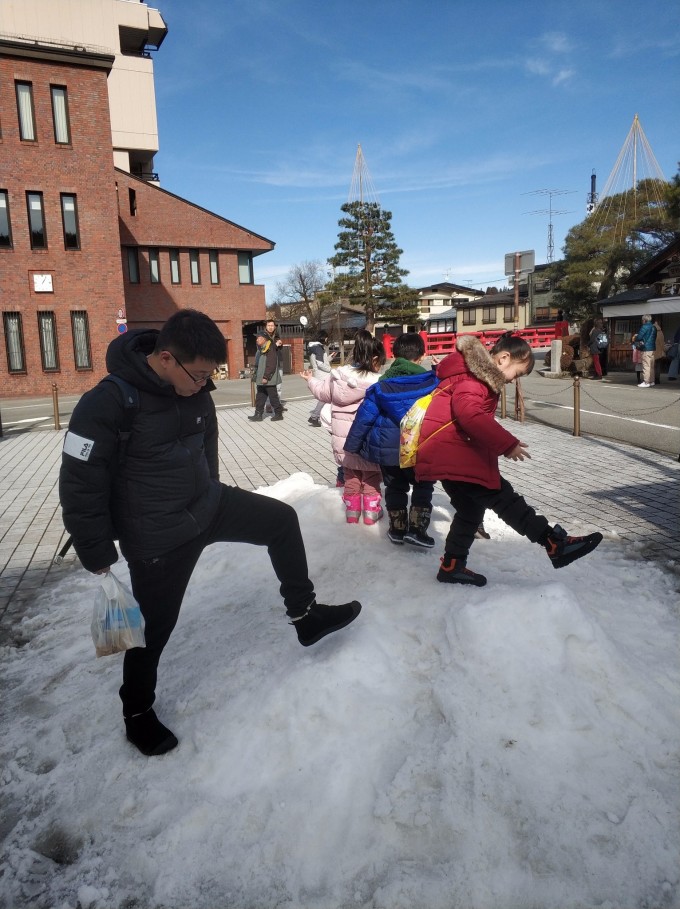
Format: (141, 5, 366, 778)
(91, 571, 145, 658)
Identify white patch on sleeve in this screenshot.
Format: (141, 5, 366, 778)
(63, 431, 96, 461)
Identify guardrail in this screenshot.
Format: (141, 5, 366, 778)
(382, 328, 558, 358)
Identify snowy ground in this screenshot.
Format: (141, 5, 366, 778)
(1, 473, 679, 909)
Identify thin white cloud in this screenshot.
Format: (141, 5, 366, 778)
(540, 31, 574, 54)
(553, 68, 575, 86)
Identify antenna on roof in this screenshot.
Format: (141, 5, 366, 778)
(522, 188, 576, 262)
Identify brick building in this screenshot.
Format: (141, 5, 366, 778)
(1, 1, 275, 396)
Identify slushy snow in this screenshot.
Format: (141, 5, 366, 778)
(1, 473, 678, 909)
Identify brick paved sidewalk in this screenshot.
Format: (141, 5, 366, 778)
(2, 398, 679, 632)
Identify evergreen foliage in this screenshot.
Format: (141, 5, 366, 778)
(327, 201, 417, 329)
(545, 173, 677, 322)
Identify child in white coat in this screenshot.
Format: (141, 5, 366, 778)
(302, 330, 386, 524)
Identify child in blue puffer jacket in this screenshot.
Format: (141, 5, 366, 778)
(344, 333, 440, 546)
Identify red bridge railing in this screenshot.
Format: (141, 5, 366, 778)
(382, 327, 559, 359)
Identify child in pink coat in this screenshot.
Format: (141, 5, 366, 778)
(302, 331, 386, 524)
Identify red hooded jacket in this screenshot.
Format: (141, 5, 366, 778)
(414, 336, 520, 489)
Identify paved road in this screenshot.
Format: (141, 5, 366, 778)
(2, 358, 679, 457)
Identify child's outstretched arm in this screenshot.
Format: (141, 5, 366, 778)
(504, 441, 531, 461)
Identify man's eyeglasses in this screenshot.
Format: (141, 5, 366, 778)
(172, 355, 212, 385)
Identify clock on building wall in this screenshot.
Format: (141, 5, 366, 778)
(33, 273, 53, 293)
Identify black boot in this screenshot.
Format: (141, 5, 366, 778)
(270, 412, 284, 421)
(124, 708, 178, 756)
(248, 412, 264, 422)
(387, 508, 408, 544)
(436, 554, 487, 587)
(544, 524, 603, 569)
(404, 505, 435, 548)
(290, 601, 362, 646)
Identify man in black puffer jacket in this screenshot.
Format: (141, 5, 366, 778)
(60, 309, 361, 757)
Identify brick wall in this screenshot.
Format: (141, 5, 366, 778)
(0, 53, 126, 396)
(1, 50, 276, 397)
(116, 171, 274, 378)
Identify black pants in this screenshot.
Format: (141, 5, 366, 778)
(382, 465, 434, 511)
(599, 347, 609, 376)
(441, 477, 550, 559)
(120, 485, 315, 717)
(254, 384, 282, 414)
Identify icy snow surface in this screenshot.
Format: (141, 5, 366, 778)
(1, 474, 679, 909)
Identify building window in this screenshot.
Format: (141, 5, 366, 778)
(462, 309, 475, 326)
(504, 304, 514, 322)
(170, 249, 180, 284)
(50, 86, 71, 144)
(129, 188, 137, 216)
(16, 82, 36, 141)
(238, 251, 253, 284)
(149, 248, 160, 283)
(3, 312, 26, 372)
(209, 250, 220, 284)
(38, 311, 59, 370)
(0, 191, 12, 248)
(127, 247, 140, 283)
(189, 249, 200, 284)
(60, 194, 80, 249)
(71, 311, 92, 369)
(482, 305, 497, 324)
(26, 192, 47, 248)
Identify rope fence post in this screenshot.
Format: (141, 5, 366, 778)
(52, 383, 61, 431)
(573, 376, 581, 437)
(514, 378, 525, 423)
(500, 385, 507, 419)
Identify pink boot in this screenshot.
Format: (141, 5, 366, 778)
(342, 494, 362, 524)
(362, 494, 384, 525)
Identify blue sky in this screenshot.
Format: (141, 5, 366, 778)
(152, 0, 679, 301)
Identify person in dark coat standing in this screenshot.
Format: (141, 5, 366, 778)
(249, 329, 284, 421)
(415, 333, 603, 587)
(59, 310, 361, 757)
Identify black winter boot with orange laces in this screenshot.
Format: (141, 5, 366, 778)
(436, 555, 487, 587)
(544, 524, 603, 569)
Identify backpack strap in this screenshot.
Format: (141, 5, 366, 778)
(99, 375, 140, 460)
(55, 375, 139, 565)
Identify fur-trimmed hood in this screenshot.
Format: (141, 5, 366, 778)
(435, 335, 506, 394)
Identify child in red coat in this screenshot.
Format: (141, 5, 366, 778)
(415, 333, 603, 586)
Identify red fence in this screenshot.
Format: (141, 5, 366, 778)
(382, 328, 558, 358)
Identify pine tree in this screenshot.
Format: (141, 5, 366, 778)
(327, 201, 415, 330)
(545, 177, 675, 321)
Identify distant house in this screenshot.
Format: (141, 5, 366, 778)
(599, 237, 680, 351)
(416, 282, 485, 329)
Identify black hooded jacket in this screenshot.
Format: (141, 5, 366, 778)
(59, 329, 221, 572)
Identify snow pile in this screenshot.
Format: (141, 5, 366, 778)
(1, 474, 678, 909)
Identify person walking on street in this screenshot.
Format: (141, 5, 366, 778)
(588, 318, 607, 380)
(265, 318, 285, 411)
(250, 330, 284, 421)
(653, 319, 666, 385)
(632, 315, 657, 388)
(60, 310, 361, 757)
